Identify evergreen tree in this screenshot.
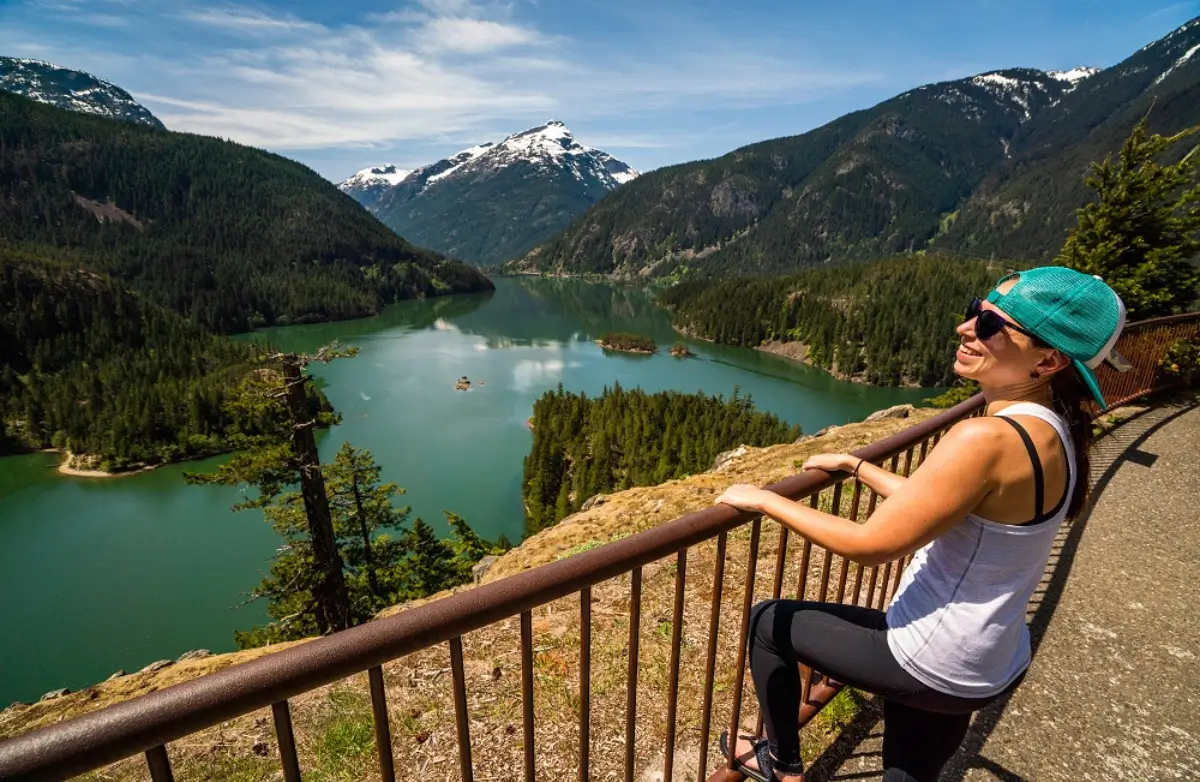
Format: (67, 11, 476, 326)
(1057, 120, 1200, 318)
(402, 518, 455, 599)
(186, 346, 355, 636)
(325, 442, 411, 614)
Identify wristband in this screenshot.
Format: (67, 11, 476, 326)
(852, 458, 865, 478)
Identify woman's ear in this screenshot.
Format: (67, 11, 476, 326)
(1036, 348, 1071, 377)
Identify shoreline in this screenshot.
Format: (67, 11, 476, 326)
(56, 451, 162, 479)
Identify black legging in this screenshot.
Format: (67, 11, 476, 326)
(747, 600, 1024, 782)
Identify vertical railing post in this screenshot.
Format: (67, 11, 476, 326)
(144, 745, 173, 782)
(450, 636, 475, 782)
(272, 701, 301, 782)
(724, 517, 762, 771)
(664, 549, 688, 782)
(521, 611, 536, 782)
(697, 531, 728, 782)
(368, 666, 396, 782)
(625, 567, 643, 782)
(580, 587, 592, 782)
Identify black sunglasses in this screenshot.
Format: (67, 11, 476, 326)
(965, 298, 1038, 341)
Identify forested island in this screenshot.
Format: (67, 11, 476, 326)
(522, 384, 800, 536)
(598, 332, 657, 353)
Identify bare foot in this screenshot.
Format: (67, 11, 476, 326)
(732, 734, 805, 782)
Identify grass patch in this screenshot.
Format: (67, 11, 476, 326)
(815, 688, 867, 734)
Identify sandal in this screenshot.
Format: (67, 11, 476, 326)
(718, 730, 804, 782)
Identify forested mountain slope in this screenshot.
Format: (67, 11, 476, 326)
(938, 18, 1200, 259)
(508, 18, 1199, 279)
(660, 255, 1003, 386)
(0, 91, 492, 333)
(0, 251, 307, 469)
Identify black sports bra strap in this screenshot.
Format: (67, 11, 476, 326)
(998, 416, 1044, 523)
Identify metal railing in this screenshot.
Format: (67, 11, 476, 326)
(0, 313, 1196, 782)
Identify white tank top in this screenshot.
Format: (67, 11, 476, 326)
(885, 402, 1076, 698)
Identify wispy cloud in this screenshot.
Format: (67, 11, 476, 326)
(4, 0, 878, 157)
(1147, 1, 1199, 19)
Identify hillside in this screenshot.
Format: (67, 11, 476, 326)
(0, 57, 164, 128)
(660, 255, 1006, 386)
(937, 17, 1200, 259)
(0, 91, 492, 333)
(0, 251, 306, 470)
(506, 18, 1200, 279)
(343, 121, 639, 267)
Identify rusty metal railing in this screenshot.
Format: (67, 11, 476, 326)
(0, 313, 1195, 782)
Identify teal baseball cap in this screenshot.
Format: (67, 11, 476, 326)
(985, 267, 1127, 409)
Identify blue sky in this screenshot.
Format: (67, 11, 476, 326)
(2, 0, 1197, 181)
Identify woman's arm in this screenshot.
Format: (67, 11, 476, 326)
(717, 419, 1005, 566)
(801, 453, 908, 499)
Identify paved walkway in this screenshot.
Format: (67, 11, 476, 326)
(811, 396, 1200, 782)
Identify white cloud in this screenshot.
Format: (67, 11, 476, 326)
(8, 0, 880, 163)
(421, 17, 546, 54)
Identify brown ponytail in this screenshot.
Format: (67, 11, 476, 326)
(1048, 367, 1094, 520)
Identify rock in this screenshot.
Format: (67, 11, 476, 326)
(711, 445, 750, 474)
(864, 404, 915, 422)
(454, 376, 473, 391)
(812, 425, 840, 438)
(472, 555, 499, 584)
(139, 660, 174, 674)
(177, 649, 211, 662)
(40, 689, 70, 701)
(580, 493, 608, 511)
(106, 670, 126, 681)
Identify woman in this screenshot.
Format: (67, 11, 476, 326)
(715, 267, 1127, 782)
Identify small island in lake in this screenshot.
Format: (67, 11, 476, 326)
(454, 376, 473, 391)
(669, 343, 694, 358)
(597, 332, 657, 354)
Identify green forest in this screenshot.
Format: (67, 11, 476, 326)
(522, 384, 800, 536)
(0, 250, 329, 469)
(660, 254, 1005, 386)
(598, 332, 657, 352)
(0, 91, 491, 334)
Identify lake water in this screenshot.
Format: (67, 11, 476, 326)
(0, 277, 935, 705)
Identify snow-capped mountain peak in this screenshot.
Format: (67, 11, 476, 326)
(339, 120, 640, 267)
(341, 164, 412, 189)
(1047, 66, 1101, 85)
(0, 56, 164, 128)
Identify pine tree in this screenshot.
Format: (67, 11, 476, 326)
(445, 510, 506, 584)
(403, 518, 455, 599)
(325, 442, 411, 614)
(186, 345, 356, 636)
(1057, 120, 1200, 318)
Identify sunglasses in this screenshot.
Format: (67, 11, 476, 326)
(964, 298, 1038, 342)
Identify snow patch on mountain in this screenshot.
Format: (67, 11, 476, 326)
(1153, 42, 1200, 85)
(341, 164, 412, 190)
(1047, 66, 1101, 85)
(0, 57, 163, 128)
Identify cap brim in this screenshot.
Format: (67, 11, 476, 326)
(1075, 359, 1108, 410)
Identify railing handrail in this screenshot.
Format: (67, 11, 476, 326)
(1, 310, 1196, 780)
(0, 393, 983, 779)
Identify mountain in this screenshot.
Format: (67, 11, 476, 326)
(340, 121, 639, 267)
(0, 90, 492, 333)
(0, 57, 164, 129)
(506, 18, 1199, 279)
(338, 164, 413, 211)
(937, 18, 1200, 260)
